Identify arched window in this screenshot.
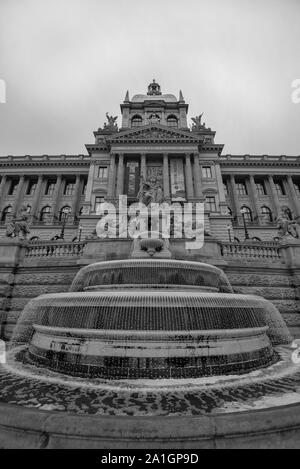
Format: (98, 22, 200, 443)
(261, 206, 273, 222)
(1, 206, 12, 222)
(39, 206, 51, 222)
(252, 237, 261, 242)
(131, 115, 143, 127)
(167, 115, 178, 127)
(29, 236, 40, 242)
(241, 206, 252, 222)
(59, 206, 71, 221)
(26, 205, 31, 214)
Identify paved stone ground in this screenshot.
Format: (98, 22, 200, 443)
(0, 346, 300, 416)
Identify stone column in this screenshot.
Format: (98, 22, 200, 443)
(229, 174, 240, 217)
(163, 153, 170, 200)
(30, 174, 43, 220)
(286, 175, 300, 218)
(267, 175, 281, 217)
(116, 153, 124, 196)
(12, 176, 25, 216)
(248, 175, 260, 224)
(0, 175, 7, 201)
(107, 153, 116, 198)
(193, 153, 203, 199)
(140, 153, 147, 179)
(185, 153, 194, 199)
(72, 175, 81, 218)
(51, 174, 62, 222)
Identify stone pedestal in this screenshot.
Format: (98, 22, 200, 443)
(78, 238, 132, 265)
(0, 238, 28, 267)
(0, 238, 28, 339)
(171, 236, 227, 267)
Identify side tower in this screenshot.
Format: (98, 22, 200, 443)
(81, 80, 230, 244)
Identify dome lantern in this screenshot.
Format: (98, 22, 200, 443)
(147, 79, 161, 96)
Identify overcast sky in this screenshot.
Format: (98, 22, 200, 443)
(0, 0, 299, 156)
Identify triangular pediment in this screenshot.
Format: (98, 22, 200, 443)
(106, 124, 202, 145)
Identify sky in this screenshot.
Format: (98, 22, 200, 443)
(0, 0, 299, 156)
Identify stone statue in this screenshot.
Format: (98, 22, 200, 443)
(137, 175, 164, 205)
(191, 113, 204, 130)
(277, 207, 300, 239)
(131, 232, 172, 259)
(103, 113, 118, 131)
(5, 204, 30, 240)
(148, 113, 160, 124)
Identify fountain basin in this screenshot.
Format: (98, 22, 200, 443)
(69, 259, 233, 293)
(12, 290, 286, 379)
(28, 323, 272, 378)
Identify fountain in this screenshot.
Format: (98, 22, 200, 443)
(11, 234, 292, 379)
(1, 233, 300, 448)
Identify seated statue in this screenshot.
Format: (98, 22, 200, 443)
(277, 207, 300, 239)
(137, 175, 164, 205)
(5, 204, 30, 240)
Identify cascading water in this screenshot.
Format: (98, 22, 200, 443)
(10, 240, 292, 379)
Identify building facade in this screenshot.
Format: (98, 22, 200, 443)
(0, 80, 299, 243)
(0, 81, 300, 342)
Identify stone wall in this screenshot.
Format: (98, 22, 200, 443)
(225, 266, 300, 338)
(0, 238, 299, 341)
(4, 267, 79, 340)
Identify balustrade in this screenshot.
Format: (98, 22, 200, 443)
(220, 241, 281, 260)
(25, 241, 86, 258)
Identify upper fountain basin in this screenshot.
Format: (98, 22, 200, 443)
(70, 259, 233, 293)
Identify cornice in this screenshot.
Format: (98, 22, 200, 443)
(0, 154, 91, 169)
(219, 154, 300, 168)
(106, 124, 204, 145)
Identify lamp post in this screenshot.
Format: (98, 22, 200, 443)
(227, 224, 232, 243)
(240, 207, 250, 241)
(60, 207, 71, 240)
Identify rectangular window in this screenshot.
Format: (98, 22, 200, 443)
(202, 166, 212, 178)
(26, 180, 37, 195)
(94, 196, 105, 214)
(256, 182, 266, 196)
(64, 181, 75, 196)
(45, 180, 56, 196)
(8, 179, 19, 195)
(98, 167, 108, 179)
(236, 182, 247, 196)
(275, 181, 285, 196)
(205, 196, 217, 212)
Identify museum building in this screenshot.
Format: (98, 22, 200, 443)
(0, 79, 299, 243)
(0, 80, 300, 341)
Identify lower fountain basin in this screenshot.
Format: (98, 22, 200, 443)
(27, 323, 273, 378)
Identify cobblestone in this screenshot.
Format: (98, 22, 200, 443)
(0, 347, 299, 416)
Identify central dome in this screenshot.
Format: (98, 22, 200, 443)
(131, 80, 177, 102)
(131, 93, 177, 103)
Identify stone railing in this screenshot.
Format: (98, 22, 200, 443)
(220, 242, 281, 261)
(25, 241, 86, 258)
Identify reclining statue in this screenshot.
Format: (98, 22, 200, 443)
(277, 207, 300, 239)
(5, 204, 30, 240)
